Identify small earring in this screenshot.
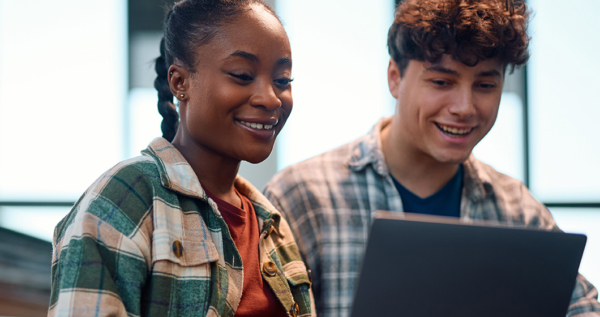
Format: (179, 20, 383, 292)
(179, 94, 185, 98)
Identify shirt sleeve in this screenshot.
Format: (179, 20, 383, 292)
(520, 185, 600, 316)
(568, 274, 600, 316)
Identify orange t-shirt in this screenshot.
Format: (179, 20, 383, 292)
(204, 188, 287, 317)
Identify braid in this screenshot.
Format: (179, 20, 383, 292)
(154, 37, 179, 142)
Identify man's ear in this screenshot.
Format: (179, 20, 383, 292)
(388, 58, 401, 99)
(168, 63, 190, 101)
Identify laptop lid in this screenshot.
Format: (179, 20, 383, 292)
(350, 212, 587, 317)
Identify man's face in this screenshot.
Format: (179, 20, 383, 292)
(388, 55, 504, 165)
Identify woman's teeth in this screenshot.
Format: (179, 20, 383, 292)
(437, 124, 472, 136)
(240, 120, 274, 130)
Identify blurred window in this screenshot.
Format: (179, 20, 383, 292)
(527, 0, 600, 202)
(275, 0, 396, 168)
(0, 0, 127, 202)
(0, 0, 127, 238)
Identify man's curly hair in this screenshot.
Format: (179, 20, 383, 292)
(388, 0, 530, 75)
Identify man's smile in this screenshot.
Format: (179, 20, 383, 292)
(435, 123, 475, 137)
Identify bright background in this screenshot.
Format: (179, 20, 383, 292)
(0, 0, 598, 288)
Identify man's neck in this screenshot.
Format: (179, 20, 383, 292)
(380, 119, 461, 198)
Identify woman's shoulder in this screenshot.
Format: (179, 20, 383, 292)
(54, 155, 163, 244)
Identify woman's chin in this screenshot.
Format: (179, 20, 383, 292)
(239, 146, 275, 165)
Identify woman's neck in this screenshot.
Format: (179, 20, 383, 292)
(171, 133, 242, 208)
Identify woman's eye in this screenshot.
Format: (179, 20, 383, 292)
(274, 77, 294, 88)
(230, 73, 254, 82)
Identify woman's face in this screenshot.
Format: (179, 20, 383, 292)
(173, 4, 292, 164)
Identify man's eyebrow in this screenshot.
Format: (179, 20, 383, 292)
(227, 50, 260, 63)
(425, 66, 502, 78)
(424, 65, 459, 76)
(477, 69, 502, 78)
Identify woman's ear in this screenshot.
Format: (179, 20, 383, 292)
(168, 63, 190, 101)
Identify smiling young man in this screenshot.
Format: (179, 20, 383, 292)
(263, 0, 600, 316)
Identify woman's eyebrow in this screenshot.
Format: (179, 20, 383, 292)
(276, 56, 292, 66)
(227, 50, 260, 63)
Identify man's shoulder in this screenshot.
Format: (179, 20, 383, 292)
(466, 156, 528, 195)
(465, 156, 555, 229)
(265, 136, 362, 193)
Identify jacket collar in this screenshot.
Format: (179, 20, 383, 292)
(142, 138, 207, 200)
(142, 137, 283, 233)
(347, 117, 391, 177)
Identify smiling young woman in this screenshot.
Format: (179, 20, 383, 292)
(48, 1, 314, 316)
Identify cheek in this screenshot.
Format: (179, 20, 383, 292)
(477, 97, 501, 127)
(407, 91, 446, 127)
(188, 85, 244, 121)
(279, 91, 293, 119)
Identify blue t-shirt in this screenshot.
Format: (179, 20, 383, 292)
(391, 164, 463, 218)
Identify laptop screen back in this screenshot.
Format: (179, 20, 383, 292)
(350, 213, 586, 317)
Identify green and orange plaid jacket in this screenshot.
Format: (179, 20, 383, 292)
(49, 138, 315, 317)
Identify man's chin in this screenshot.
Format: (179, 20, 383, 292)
(431, 151, 472, 165)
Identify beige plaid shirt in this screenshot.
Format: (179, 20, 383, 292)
(264, 117, 600, 317)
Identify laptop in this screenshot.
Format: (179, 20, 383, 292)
(350, 211, 587, 317)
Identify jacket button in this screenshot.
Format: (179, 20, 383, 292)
(265, 225, 275, 238)
(172, 240, 184, 258)
(289, 302, 299, 317)
(263, 261, 278, 277)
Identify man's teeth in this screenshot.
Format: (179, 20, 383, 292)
(240, 120, 274, 130)
(438, 124, 472, 135)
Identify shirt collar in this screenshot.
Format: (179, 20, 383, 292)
(462, 154, 495, 203)
(347, 117, 391, 176)
(141, 137, 283, 234)
(347, 118, 494, 203)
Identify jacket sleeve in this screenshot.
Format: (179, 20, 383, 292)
(48, 163, 154, 317)
(48, 205, 148, 317)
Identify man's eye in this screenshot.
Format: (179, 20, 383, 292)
(432, 80, 448, 86)
(480, 83, 496, 89)
(274, 77, 294, 88)
(230, 73, 254, 81)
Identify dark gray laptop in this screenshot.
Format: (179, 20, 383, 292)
(350, 212, 587, 317)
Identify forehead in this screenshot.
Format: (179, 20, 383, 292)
(423, 55, 504, 77)
(193, 5, 291, 65)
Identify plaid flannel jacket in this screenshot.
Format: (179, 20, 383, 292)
(263, 117, 600, 317)
(49, 138, 315, 317)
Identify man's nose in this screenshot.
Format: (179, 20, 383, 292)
(448, 88, 476, 119)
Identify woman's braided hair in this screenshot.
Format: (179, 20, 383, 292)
(154, 0, 277, 142)
(387, 0, 530, 75)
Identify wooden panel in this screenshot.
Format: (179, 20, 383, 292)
(0, 228, 51, 316)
